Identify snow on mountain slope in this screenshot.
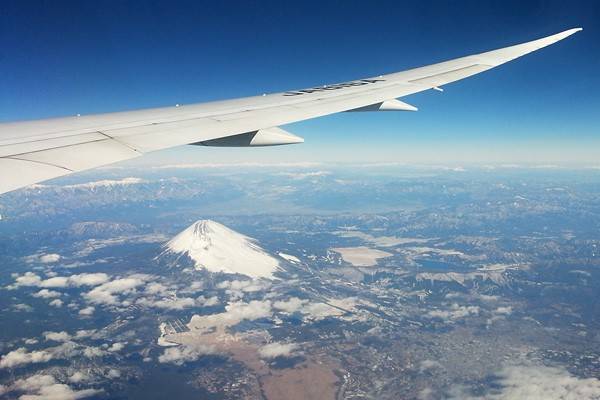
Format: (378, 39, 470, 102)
(164, 220, 280, 279)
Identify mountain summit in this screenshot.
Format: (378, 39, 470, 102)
(163, 220, 280, 279)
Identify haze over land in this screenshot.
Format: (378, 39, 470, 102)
(2, 164, 600, 399)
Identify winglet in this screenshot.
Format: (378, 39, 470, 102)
(547, 27, 583, 42)
(474, 27, 583, 67)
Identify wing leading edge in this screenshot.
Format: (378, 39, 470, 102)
(0, 28, 582, 194)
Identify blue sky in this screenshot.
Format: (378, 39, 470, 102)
(1, 0, 598, 165)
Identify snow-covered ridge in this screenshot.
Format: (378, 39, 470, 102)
(163, 220, 280, 279)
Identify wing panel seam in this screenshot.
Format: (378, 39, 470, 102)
(3, 156, 74, 172)
(97, 131, 144, 154)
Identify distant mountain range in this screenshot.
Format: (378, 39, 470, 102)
(67, 221, 139, 238)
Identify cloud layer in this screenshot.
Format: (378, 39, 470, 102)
(5, 374, 101, 399)
(449, 364, 600, 400)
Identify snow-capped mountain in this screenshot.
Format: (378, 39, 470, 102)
(163, 220, 280, 279)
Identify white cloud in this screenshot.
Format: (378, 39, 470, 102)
(0, 331, 106, 370)
(78, 306, 95, 316)
(258, 342, 298, 359)
(187, 281, 204, 292)
(32, 289, 62, 299)
(83, 275, 149, 305)
(68, 372, 90, 383)
(448, 364, 600, 400)
(0, 348, 54, 368)
(427, 304, 480, 322)
(74, 330, 97, 339)
(108, 342, 125, 352)
(49, 299, 64, 307)
(188, 300, 272, 332)
(39, 276, 69, 288)
(137, 296, 196, 310)
(14, 272, 43, 287)
(9, 373, 101, 399)
(196, 295, 220, 307)
(145, 282, 170, 295)
(494, 306, 513, 316)
(226, 300, 272, 321)
(13, 303, 33, 312)
(82, 346, 106, 358)
(44, 331, 71, 342)
(106, 369, 121, 379)
(273, 297, 308, 313)
(44, 342, 80, 360)
(68, 273, 110, 287)
(40, 253, 62, 263)
(186, 296, 357, 337)
(272, 297, 357, 320)
(24, 253, 62, 264)
(13, 272, 110, 289)
(158, 344, 215, 365)
(217, 279, 268, 298)
(478, 294, 500, 302)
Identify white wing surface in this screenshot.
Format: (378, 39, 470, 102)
(0, 28, 581, 194)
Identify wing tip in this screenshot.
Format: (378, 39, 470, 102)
(558, 27, 583, 39)
(539, 27, 582, 43)
(529, 27, 582, 51)
(566, 27, 583, 34)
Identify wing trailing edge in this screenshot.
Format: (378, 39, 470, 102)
(348, 99, 418, 112)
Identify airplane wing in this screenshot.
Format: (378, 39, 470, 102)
(0, 28, 582, 194)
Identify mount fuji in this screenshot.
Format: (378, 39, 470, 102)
(162, 220, 281, 279)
